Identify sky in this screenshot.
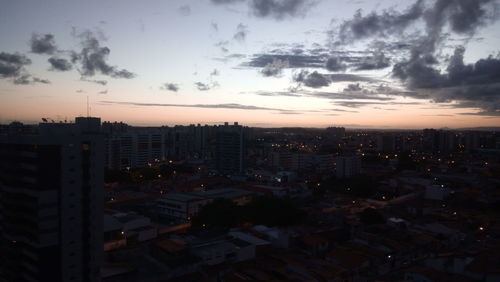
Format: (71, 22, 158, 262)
(1, 0, 500, 128)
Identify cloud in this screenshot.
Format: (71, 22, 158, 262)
(0, 52, 32, 78)
(210, 0, 316, 20)
(354, 51, 390, 70)
(30, 33, 57, 55)
(392, 46, 500, 112)
(13, 74, 50, 85)
(211, 22, 219, 32)
(293, 70, 331, 88)
(334, 101, 421, 108)
(210, 69, 220, 76)
(98, 89, 108, 94)
(48, 57, 72, 71)
(244, 53, 326, 68)
(215, 40, 229, 53)
(325, 56, 347, 72)
(72, 30, 136, 79)
(260, 58, 289, 77)
(233, 23, 248, 42)
(211, 0, 245, 4)
(81, 78, 108, 86)
(329, 73, 378, 82)
(343, 83, 362, 92)
(100, 100, 293, 112)
(458, 110, 500, 116)
(179, 5, 191, 16)
(76, 89, 85, 93)
(334, 1, 424, 45)
(161, 83, 179, 92)
(195, 82, 211, 91)
(328, 0, 500, 114)
(250, 0, 317, 20)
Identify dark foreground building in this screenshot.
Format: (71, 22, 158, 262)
(0, 117, 104, 282)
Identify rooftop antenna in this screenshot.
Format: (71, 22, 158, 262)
(86, 96, 90, 117)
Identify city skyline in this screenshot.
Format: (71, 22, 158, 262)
(1, 0, 500, 128)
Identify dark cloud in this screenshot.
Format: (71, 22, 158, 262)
(179, 5, 191, 16)
(48, 57, 72, 71)
(13, 75, 33, 85)
(260, 58, 289, 77)
(329, 73, 377, 82)
(293, 70, 330, 88)
(233, 23, 248, 42)
(33, 77, 50, 84)
(335, 1, 424, 45)
(253, 89, 392, 101)
(215, 40, 229, 53)
(334, 101, 421, 108)
(73, 31, 136, 79)
(244, 53, 326, 68)
(195, 82, 211, 91)
(161, 83, 179, 92)
(431, 0, 498, 35)
(458, 110, 500, 116)
(98, 90, 108, 94)
(325, 56, 346, 72)
(81, 78, 108, 86)
(354, 51, 390, 70)
(211, 22, 219, 32)
(331, 0, 500, 114)
(0, 52, 31, 78)
(343, 83, 362, 92)
(30, 33, 57, 55)
(250, 0, 316, 20)
(76, 89, 85, 93)
(213, 53, 247, 63)
(244, 47, 391, 71)
(100, 100, 291, 112)
(392, 46, 500, 112)
(210, 69, 220, 76)
(210, 0, 316, 20)
(211, 0, 245, 4)
(13, 74, 50, 85)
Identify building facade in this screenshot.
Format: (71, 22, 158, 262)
(0, 117, 104, 282)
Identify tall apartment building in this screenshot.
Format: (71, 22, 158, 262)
(215, 122, 245, 175)
(103, 124, 216, 170)
(0, 117, 104, 282)
(335, 156, 362, 179)
(423, 129, 457, 153)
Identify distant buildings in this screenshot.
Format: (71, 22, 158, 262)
(102, 122, 249, 173)
(0, 117, 104, 282)
(157, 188, 253, 221)
(336, 156, 362, 179)
(271, 152, 335, 172)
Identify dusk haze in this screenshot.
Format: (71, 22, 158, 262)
(1, 0, 500, 128)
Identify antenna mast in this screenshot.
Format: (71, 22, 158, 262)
(87, 96, 90, 117)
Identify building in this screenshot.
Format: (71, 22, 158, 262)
(215, 122, 245, 175)
(423, 129, 457, 153)
(336, 156, 362, 179)
(103, 124, 217, 170)
(156, 188, 253, 221)
(0, 117, 104, 282)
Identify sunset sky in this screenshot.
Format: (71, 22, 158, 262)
(1, 0, 500, 128)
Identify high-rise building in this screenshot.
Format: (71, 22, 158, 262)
(215, 122, 245, 175)
(335, 156, 362, 179)
(423, 129, 457, 153)
(0, 117, 104, 282)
